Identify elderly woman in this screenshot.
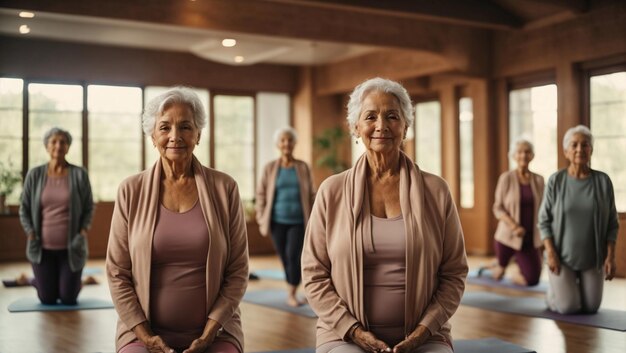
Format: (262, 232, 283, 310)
(539, 125, 619, 315)
(302, 78, 468, 353)
(488, 138, 544, 286)
(106, 87, 248, 353)
(19, 127, 94, 305)
(256, 127, 314, 307)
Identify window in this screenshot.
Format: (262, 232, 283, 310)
(459, 97, 474, 208)
(0, 78, 23, 204)
(214, 95, 255, 200)
(28, 83, 83, 168)
(88, 85, 142, 201)
(256, 93, 290, 173)
(509, 84, 558, 180)
(590, 71, 626, 212)
(414, 101, 442, 176)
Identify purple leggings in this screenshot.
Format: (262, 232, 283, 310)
(495, 240, 542, 286)
(31, 249, 82, 305)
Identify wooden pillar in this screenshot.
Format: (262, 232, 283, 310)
(556, 61, 583, 168)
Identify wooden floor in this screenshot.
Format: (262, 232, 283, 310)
(0, 255, 624, 353)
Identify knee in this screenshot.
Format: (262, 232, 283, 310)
(38, 293, 58, 305)
(524, 274, 540, 286)
(555, 299, 582, 314)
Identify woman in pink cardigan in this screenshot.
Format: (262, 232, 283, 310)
(106, 87, 248, 353)
(302, 78, 468, 353)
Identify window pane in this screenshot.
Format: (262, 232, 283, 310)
(590, 72, 626, 212)
(144, 87, 210, 167)
(509, 84, 557, 180)
(459, 97, 474, 208)
(214, 95, 254, 201)
(88, 85, 142, 201)
(0, 78, 23, 204)
(256, 92, 290, 175)
(415, 101, 442, 176)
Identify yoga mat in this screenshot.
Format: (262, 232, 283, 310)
(8, 297, 114, 312)
(243, 289, 316, 318)
(250, 338, 535, 353)
(466, 269, 548, 293)
(461, 291, 626, 331)
(255, 269, 286, 281)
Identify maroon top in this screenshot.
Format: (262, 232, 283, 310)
(519, 184, 534, 246)
(40, 175, 70, 250)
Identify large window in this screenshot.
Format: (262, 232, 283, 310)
(459, 97, 474, 209)
(256, 93, 290, 173)
(509, 84, 558, 180)
(214, 95, 255, 200)
(414, 101, 442, 176)
(0, 78, 23, 204)
(88, 85, 142, 201)
(590, 71, 626, 212)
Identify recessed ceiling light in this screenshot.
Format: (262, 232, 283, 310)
(19, 11, 35, 18)
(234, 56, 244, 63)
(19, 25, 30, 34)
(222, 39, 237, 47)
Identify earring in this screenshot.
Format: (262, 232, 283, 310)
(356, 140, 359, 144)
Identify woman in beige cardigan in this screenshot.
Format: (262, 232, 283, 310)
(256, 127, 314, 306)
(302, 78, 468, 353)
(107, 87, 248, 353)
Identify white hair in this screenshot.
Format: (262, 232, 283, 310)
(43, 127, 72, 146)
(346, 77, 414, 134)
(508, 137, 535, 158)
(273, 127, 298, 144)
(142, 86, 207, 136)
(562, 125, 593, 151)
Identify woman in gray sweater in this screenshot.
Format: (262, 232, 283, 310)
(538, 125, 619, 314)
(19, 127, 94, 305)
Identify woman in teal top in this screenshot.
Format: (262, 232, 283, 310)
(538, 125, 619, 314)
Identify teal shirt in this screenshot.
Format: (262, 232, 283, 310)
(271, 167, 304, 225)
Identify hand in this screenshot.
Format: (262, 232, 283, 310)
(27, 233, 35, 241)
(351, 327, 390, 353)
(604, 256, 616, 281)
(546, 249, 560, 275)
(144, 335, 176, 353)
(80, 229, 88, 237)
(512, 226, 525, 238)
(393, 325, 430, 353)
(183, 337, 210, 353)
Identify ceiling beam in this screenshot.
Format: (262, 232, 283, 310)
(518, 0, 589, 14)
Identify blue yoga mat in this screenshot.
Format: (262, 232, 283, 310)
(255, 269, 286, 281)
(466, 269, 548, 293)
(243, 289, 316, 318)
(250, 338, 535, 353)
(461, 291, 626, 331)
(8, 297, 114, 312)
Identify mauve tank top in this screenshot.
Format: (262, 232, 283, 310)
(519, 183, 534, 247)
(150, 201, 209, 349)
(363, 214, 406, 346)
(40, 175, 70, 250)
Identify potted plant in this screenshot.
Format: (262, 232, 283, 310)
(0, 161, 22, 214)
(314, 126, 348, 174)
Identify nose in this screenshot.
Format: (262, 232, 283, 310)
(375, 116, 388, 131)
(168, 127, 182, 142)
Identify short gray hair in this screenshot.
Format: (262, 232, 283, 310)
(508, 137, 535, 158)
(43, 127, 72, 146)
(563, 125, 593, 151)
(346, 77, 414, 134)
(273, 127, 298, 144)
(142, 86, 207, 136)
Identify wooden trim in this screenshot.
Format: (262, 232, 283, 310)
(508, 70, 556, 90)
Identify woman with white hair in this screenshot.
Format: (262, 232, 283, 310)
(107, 87, 248, 353)
(256, 127, 315, 307)
(302, 78, 467, 353)
(539, 125, 619, 314)
(486, 138, 544, 286)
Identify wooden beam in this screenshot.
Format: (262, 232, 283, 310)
(520, 0, 589, 13)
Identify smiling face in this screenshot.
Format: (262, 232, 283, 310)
(276, 132, 296, 158)
(151, 102, 200, 164)
(564, 132, 592, 166)
(46, 133, 70, 161)
(513, 142, 534, 169)
(355, 90, 407, 156)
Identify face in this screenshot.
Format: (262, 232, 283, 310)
(276, 132, 296, 157)
(355, 91, 407, 155)
(564, 133, 592, 166)
(151, 102, 200, 164)
(46, 133, 70, 160)
(513, 142, 534, 169)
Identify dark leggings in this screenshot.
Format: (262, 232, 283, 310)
(495, 239, 542, 286)
(31, 249, 82, 305)
(270, 222, 305, 286)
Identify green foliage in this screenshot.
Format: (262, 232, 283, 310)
(314, 127, 348, 174)
(0, 160, 22, 196)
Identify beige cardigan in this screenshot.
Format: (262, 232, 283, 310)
(106, 157, 248, 352)
(255, 159, 315, 236)
(302, 152, 468, 347)
(493, 170, 544, 250)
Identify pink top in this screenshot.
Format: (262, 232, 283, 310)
(150, 201, 209, 349)
(40, 175, 70, 250)
(363, 214, 406, 345)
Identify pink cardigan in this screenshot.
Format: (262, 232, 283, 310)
(302, 152, 468, 347)
(106, 157, 248, 352)
(492, 170, 544, 250)
(255, 159, 315, 236)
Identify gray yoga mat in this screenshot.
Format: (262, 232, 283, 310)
(461, 291, 626, 331)
(243, 289, 316, 318)
(8, 297, 114, 312)
(255, 269, 286, 281)
(466, 269, 548, 293)
(250, 338, 535, 353)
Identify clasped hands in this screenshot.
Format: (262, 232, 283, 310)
(350, 324, 431, 353)
(142, 335, 212, 353)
